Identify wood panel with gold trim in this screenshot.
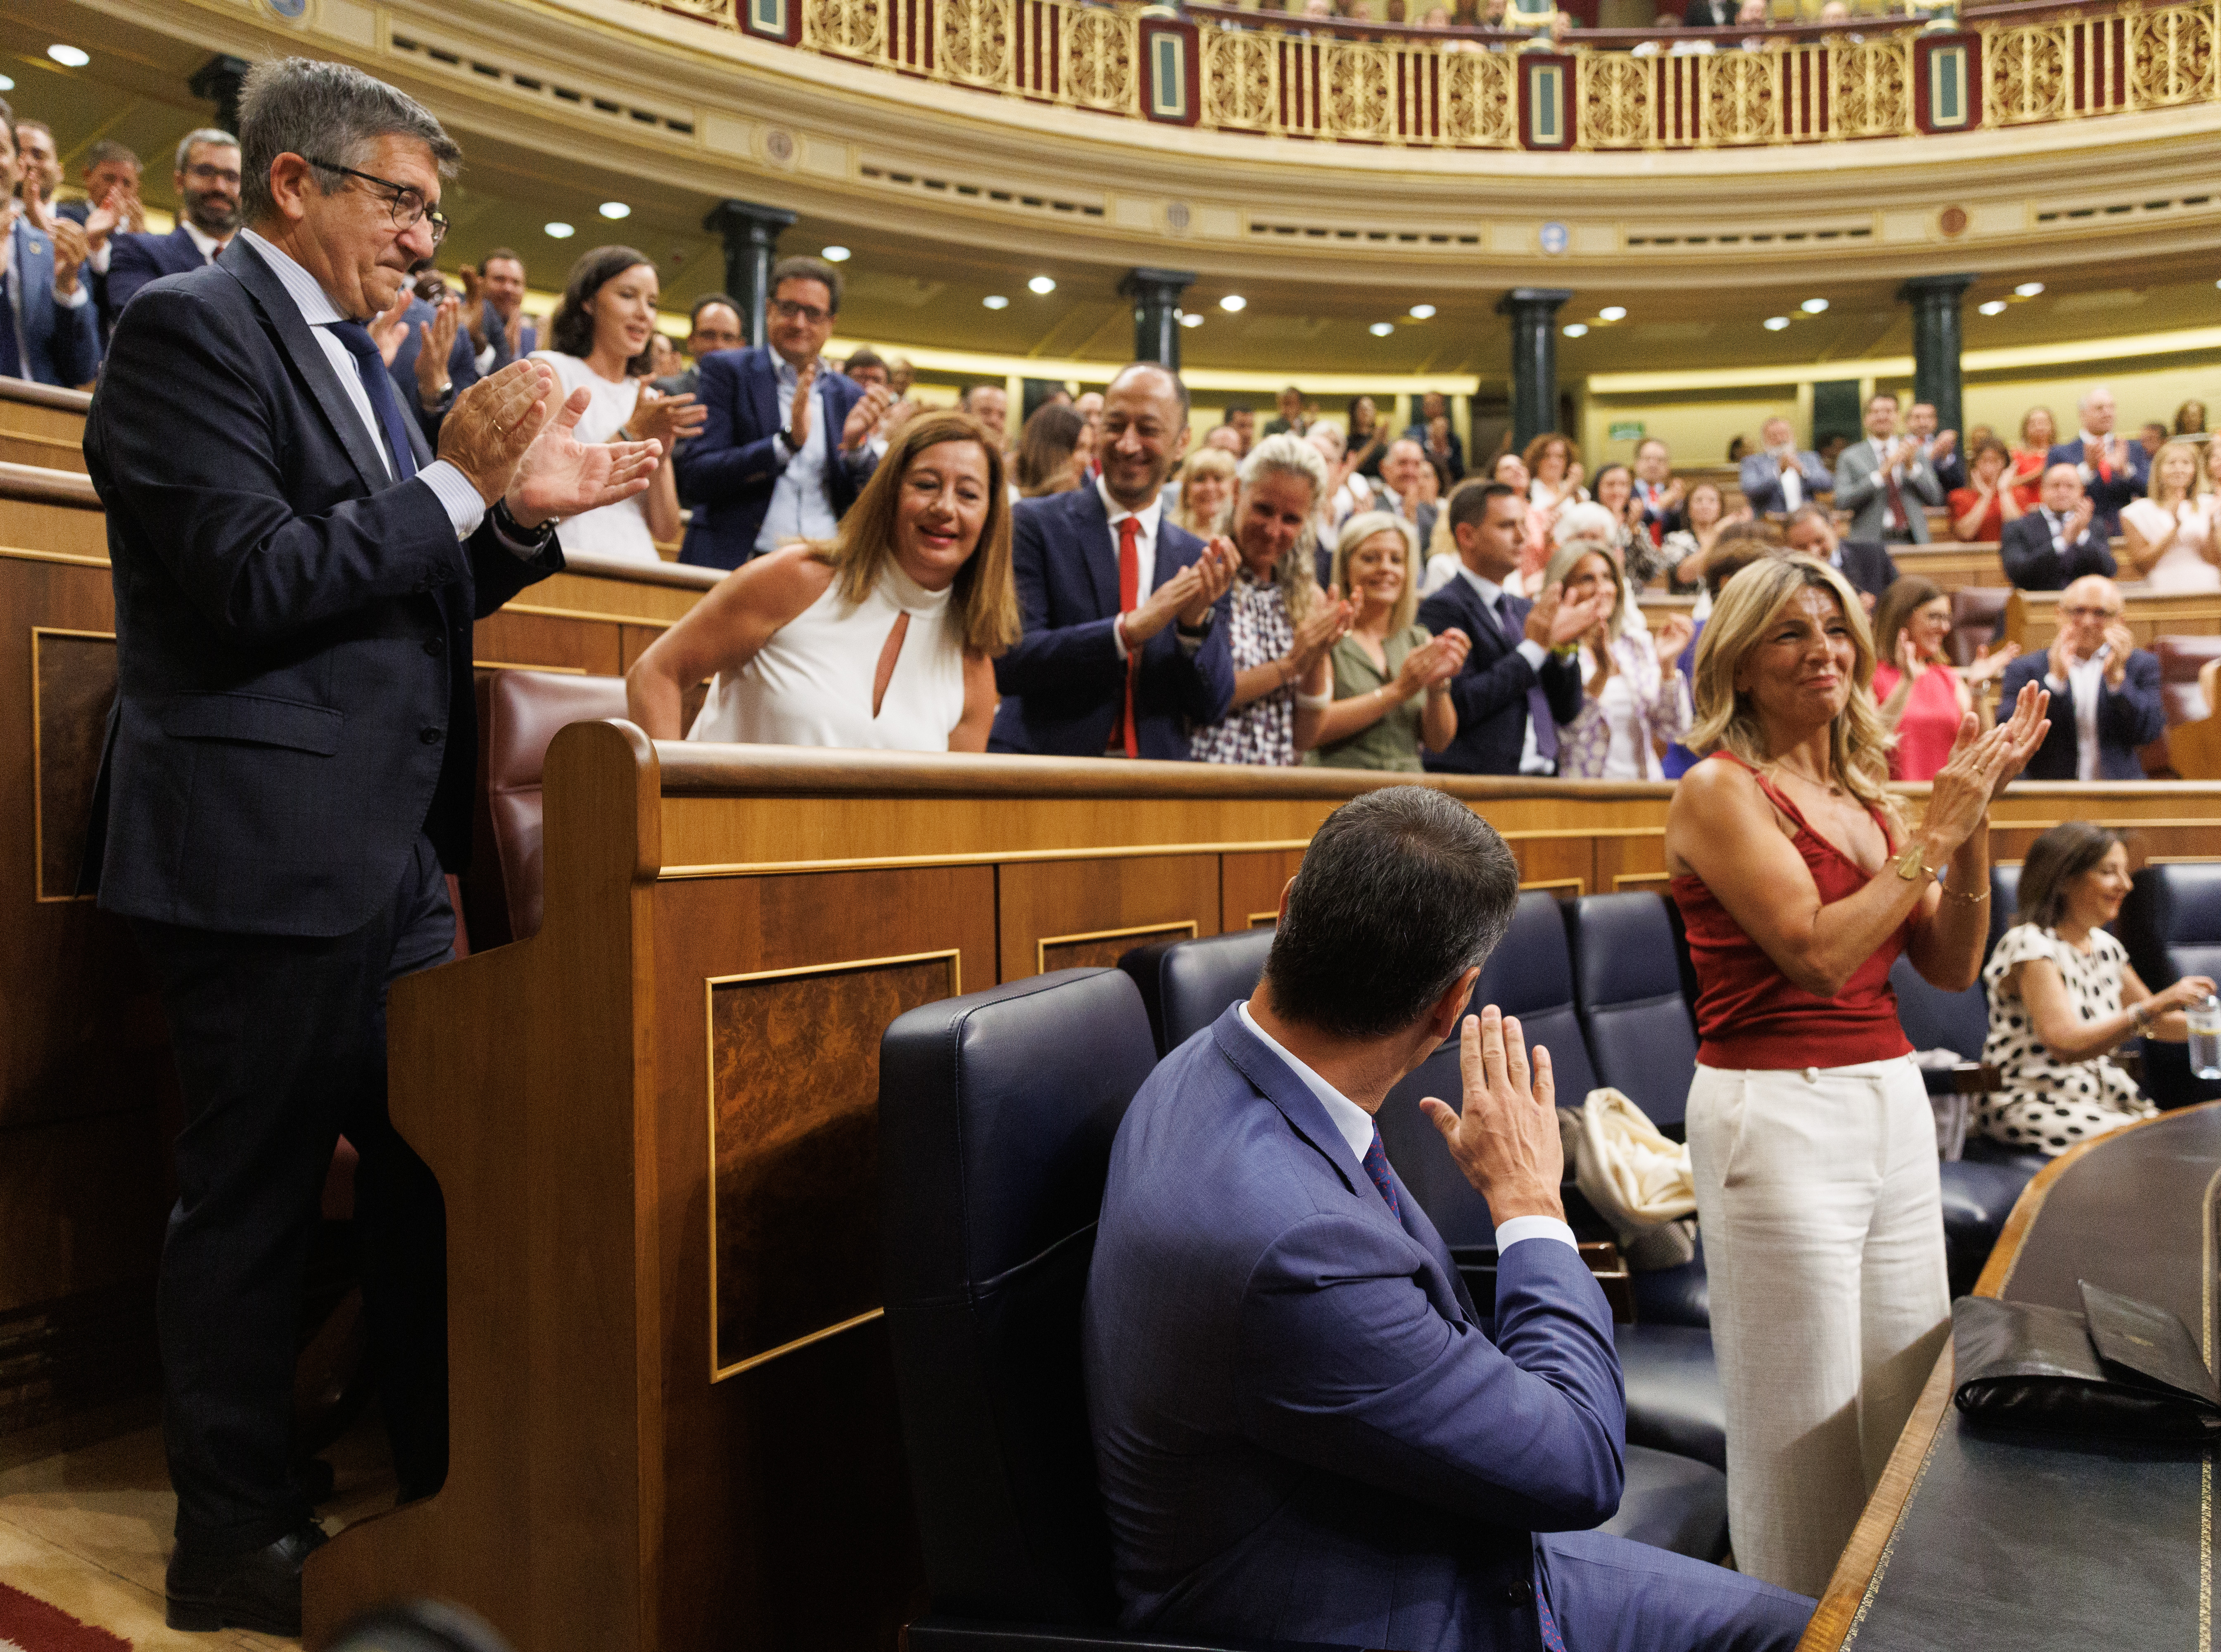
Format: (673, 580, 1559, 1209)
(999, 854, 1222, 982)
(1223, 847, 1304, 933)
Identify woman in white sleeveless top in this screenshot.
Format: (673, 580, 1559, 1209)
(2120, 438, 2221, 593)
(626, 410, 1017, 751)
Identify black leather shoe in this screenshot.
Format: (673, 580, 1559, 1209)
(165, 1521, 328, 1635)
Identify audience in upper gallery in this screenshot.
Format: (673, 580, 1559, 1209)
(1944, 437, 2022, 544)
(629, 410, 1012, 750)
(1995, 574, 2160, 781)
(1404, 390, 1467, 480)
(1904, 400, 1964, 493)
(1011, 401, 1090, 498)
(1629, 435, 1684, 546)
(1219, 402, 1256, 454)
(1261, 383, 1310, 437)
(2175, 398, 2207, 436)
(1868, 575, 2017, 782)
(2000, 462, 2115, 590)
(455, 247, 535, 373)
(1782, 502, 1898, 609)
(55, 138, 140, 342)
(2007, 404, 2057, 505)
(1169, 443, 1236, 539)
(1376, 436, 1442, 548)
(1188, 435, 1355, 768)
(1682, 0, 1735, 23)
(1202, 422, 1245, 457)
(1660, 478, 1752, 591)
(989, 363, 1238, 758)
(378, 264, 477, 441)
(106, 129, 240, 321)
(1667, 555, 2050, 1595)
(1543, 536, 1694, 780)
(1980, 822, 2216, 1158)
(1305, 422, 1370, 554)
(1418, 481, 1603, 776)
(1299, 511, 1467, 770)
(1587, 462, 1667, 586)
(1739, 416, 1832, 517)
(1344, 393, 1389, 477)
(2048, 385, 2147, 537)
(1084, 785, 1817, 1652)
(675, 254, 889, 570)
(2120, 437, 2221, 592)
(959, 382, 1009, 447)
(527, 246, 701, 563)
(0, 102, 98, 388)
(1833, 390, 1943, 544)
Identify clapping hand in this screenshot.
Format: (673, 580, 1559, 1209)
(1652, 611, 1695, 666)
(1182, 537, 1240, 624)
(1926, 681, 2049, 824)
(370, 289, 414, 367)
(506, 383, 661, 528)
(1896, 633, 1928, 682)
(1963, 641, 2019, 686)
(21, 178, 87, 296)
(841, 383, 894, 453)
(628, 386, 705, 450)
(414, 293, 461, 403)
(789, 361, 818, 452)
(1527, 583, 1614, 649)
(439, 359, 562, 504)
(1397, 627, 1471, 695)
(2101, 622, 2135, 689)
(1420, 1009, 1564, 1220)
(1290, 585, 1358, 672)
(2067, 495, 2096, 542)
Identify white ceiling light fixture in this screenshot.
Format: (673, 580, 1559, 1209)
(1178, 311, 1204, 328)
(543, 221, 576, 239)
(47, 44, 90, 67)
(1799, 298, 1829, 314)
(2014, 281, 2045, 297)
(821, 245, 852, 262)
(597, 201, 631, 220)
(1597, 305, 1627, 321)
(1763, 316, 1791, 331)
(1408, 303, 1437, 320)
(1219, 294, 1247, 312)
(1562, 323, 1589, 337)
(1028, 275, 1057, 295)
(982, 294, 1010, 309)
(1370, 322, 1396, 337)
(1979, 299, 2009, 316)
(0, 74, 15, 90)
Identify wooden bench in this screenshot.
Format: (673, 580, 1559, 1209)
(0, 377, 89, 475)
(2003, 586, 2221, 654)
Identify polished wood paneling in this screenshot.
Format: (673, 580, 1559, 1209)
(999, 854, 1222, 981)
(33, 630, 115, 900)
(2006, 587, 2221, 653)
(1894, 542, 2005, 593)
(472, 607, 625, 676)
(1221, 848, 1304, 932)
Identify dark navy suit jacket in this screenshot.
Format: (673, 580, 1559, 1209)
(105, 224, 213, 321)
(7, 216, 101, 387)
(1416, 572, 1582, 775)
(385, 292, 481, 442)
(1084, 1006, 1624, 1650)
(2046, 437, 2147, 538)
(673, 345, 871, 570)
(2000, 510, 2116, 591)
(1997, 646, 2162, 781)
(988, 485, 1235, 759)
(81, 237, 561, 937)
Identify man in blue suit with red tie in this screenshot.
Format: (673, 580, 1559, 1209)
(1085, 788, 1812, 1652)
(2045, 385, 2147, 539)
(1418, 482, 1601, 775)
(990, 361, 1238, 759)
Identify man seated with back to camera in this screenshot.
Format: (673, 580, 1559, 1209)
(1085, 786, 1814, 1652)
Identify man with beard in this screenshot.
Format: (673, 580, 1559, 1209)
(107, 129, 242, 316)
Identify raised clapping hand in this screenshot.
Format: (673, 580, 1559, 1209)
(22, 178, 88, 297)
(1897, 633, 1928, 682)
(1420, 1007, 1565, 1222)
(628, 387, 706, 449)
(439, 360, 563, 505)
(1397, 627, 1471, 695)
(370, 289, 414, 368)
(789, 361, 817, 453)
(1922, 683, 2051, 855)
(1963, 641, 2019, 686)
(415, 293, 461, 402)
(1119, 539, 1239, 647)
(1290, 586, 1358, 672)
(1525, 584, 1615, 650)
(1652, 611, 1695, 668)
(506, 385, 662, 529)
(841, 384, 895, 453)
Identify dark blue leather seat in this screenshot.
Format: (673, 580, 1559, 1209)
(1118, 928, 1276, 1058)
(2119, 862, 2221, 1108)
(1989, 862, 2021, 955)
(1569, 894, 1697, 1134)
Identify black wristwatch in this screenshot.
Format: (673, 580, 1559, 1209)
(491, 496, 557, 551)
(1175, 612, 1214, 639)
(777, 427, 802, 455)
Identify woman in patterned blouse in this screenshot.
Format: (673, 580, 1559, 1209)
(1544, 536, 1696, 780)
(1188, 435, 1356, 767)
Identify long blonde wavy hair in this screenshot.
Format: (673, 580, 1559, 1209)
(1688, 553, 1903, 833)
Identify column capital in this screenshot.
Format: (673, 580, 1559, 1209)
(1118, 267, 1197, 300)
(1497, 287, 1575, 316)
(1121, 268, 1196, 371)
(1896, 273, 1977, 304)
(702, 200, 798, 243)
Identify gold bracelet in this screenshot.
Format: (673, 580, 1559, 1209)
(1937, 880, 1989, 904)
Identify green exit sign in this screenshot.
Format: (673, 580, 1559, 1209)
(1609, 420, 1646, 441)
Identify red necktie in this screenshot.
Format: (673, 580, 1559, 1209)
(1880, 443, 1909, 533)
(2096, 441, 2113, 483)
(1110, 515, 1141, 759)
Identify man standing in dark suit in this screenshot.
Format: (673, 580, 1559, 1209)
(674, 254, 890, 569)
(105, 128, 241, 318)
(380, 264, 478, 441)
(2000, 463, 2115, 590)
(1418, 482, 1598, 775)
(458, 246, 535, 374)
(1783, 505, 1898, 611)
(2046, 385, 2147, 539)
(81, 58, 657, 1635)
(651, 293, 742, 470)
(1832, 392, 1942, 544)
(990, 361, 1238, 759)
(1086, 786, 1813, 1652)
(0, 105, 98, 387)
(1995, 575, 2160, 780)
(57, 138, 143, 344)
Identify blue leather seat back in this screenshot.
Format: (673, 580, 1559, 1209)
(1375, 1040, 1495, 1248)
(2122, 862, 2221, 985)
(878, 968, 1158, 1623)
(1569, 893, 1697, 1129)
(1990, 862, 2021, 957)
(1889, 954, 1988, 1062)
(1143, 928, 1279, 1055)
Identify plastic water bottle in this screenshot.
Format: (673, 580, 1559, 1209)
(2189, 994, 2221, 1082)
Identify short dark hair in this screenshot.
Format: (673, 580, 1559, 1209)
(1222, 403, 1253, 420)
(2015, 821, 2125, 930)
(844, 346, 887, 376)
(1264, 787, 1520, 1039)
(84, 138, 142, 175)
(548, 245, 655, 371)
(770, 254, 842, 313)
(1447, 478, 1516, 535)
(688, 292, 741, 328)
(480, 246, 523, 271)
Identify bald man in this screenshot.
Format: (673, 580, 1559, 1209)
(1995, 575, 2160, 780)
(2045, 385, 2147, 538)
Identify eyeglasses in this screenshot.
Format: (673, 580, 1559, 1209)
(769, 298, 831, 326)
(183, 163, 241, 187)
(304, 157, 449, 247)
(2059, 605, 2122, 621)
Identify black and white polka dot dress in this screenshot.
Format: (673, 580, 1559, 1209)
(1978, 923, 2152, 1156)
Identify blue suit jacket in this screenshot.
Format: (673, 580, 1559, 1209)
(2045, 438, 2147, 538)
(987, 485, 1235, 759)
(1416, 572, 1582, 775)
(105, 224, 212, 322)
(1737, 449, 1832, 517)
(1084, 1006, 1624, 1651)
(476, 302, 537, 373)
(80, 237, 562, 937)
(1998, 646, 2162, 781)
(8, 217, 101, 387)
(673, 345, 871, 570)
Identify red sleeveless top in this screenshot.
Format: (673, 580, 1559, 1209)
(1669, 752, 1915, 1070)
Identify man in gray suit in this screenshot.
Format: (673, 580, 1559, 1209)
(1832, 391, 1941, 544)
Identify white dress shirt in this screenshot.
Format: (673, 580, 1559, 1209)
(1100, 472, 1164, 662)
(755, 352, 843, 555)
(1775, 455, 1804, 513)
(1238, 1001, 1578, 1257)
(1456, 563, 1555, 776)
(2045, 649, 2109, 782)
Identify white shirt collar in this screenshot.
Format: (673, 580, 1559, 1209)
(181, 219, 226, 260)
(1095, 471, 1163, 538)
(1456, 561, 1510, 610)
(2079, 429, 2107, 449)
(1237, 1002, 1376, 1162)
(237, 226, 348, 325)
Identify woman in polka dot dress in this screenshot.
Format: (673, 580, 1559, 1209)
(1980, 822, 2216, 1156)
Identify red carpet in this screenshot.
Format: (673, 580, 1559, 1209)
(0, 1582, 131, 1652)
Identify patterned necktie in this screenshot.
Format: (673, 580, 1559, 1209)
(1499, 594, 1559, 762)
(1879, 442, 1909, 534)
(0, 259, 19, 380)
(1359, 1128, 1401, 1221)
(326, 318, 419, 484)
(1535, 1578, 1569, 1652)
(1108, 515, 1141, 758)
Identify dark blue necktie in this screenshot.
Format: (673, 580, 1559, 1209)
(1360, 1128, 1402, 1221)
(0, 260, 20, 380)
(326, 319, 418, 483)
(1499, 594, 1559, 762)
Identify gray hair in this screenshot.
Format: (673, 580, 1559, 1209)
(85, 138, 142, 175)
(238, 58, 459, 227)
(1237, 432, 1330, 624)
(173, 127, 238, 175)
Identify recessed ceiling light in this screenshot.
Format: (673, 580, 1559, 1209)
(2015, 281, 2045, 297)
(1219, 294, 1247, 312)
(1562, 323, 1588, 337)
(982, 294, 1010, 309)
(543, 221, 575, 239)
(1178, 312, 1204, 328)
(1598, 305, 1627, 322)
(821, 245, 851, 262)
(1369, 323, 1395, 337)
(1408, 303, 1437, 320)
(597, 202, 630, 221)
(1763, 316, 1791, 331)
(1800, 298, 1829, 314)
(47, 44, 90, 67)
(1979, 299, 2008, 316)
(0, 74, 15, 91)
(1027, 275, 1056, 295)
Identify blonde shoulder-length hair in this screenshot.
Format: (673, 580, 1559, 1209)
(1237, 432, 1330, 627)
(809, 410, 1020, 655)
(1688, 552, 1902, 833)
(1539, 535, 1626, 638)
(1332, 511, 1421, 634)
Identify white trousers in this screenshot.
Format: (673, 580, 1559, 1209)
(1685, 1056, 1950, 1598)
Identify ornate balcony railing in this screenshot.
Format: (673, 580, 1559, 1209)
(648, 0, 2219, 148)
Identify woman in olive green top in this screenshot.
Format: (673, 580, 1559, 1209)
(1299, 511, 1469, 770)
